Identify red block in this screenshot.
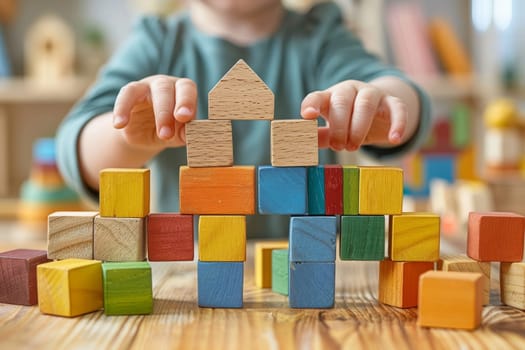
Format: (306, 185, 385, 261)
(147, 213, 194, 261)
(0, 249, 50, 305)
(325, 165, 342, 215)
(467, 212, 525, 262)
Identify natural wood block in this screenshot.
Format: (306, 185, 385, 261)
(340, 215, 385, 261)
(102, 261, 153, 315)
(467, 212, 525, 262)
(485, 128, 522, 168)
(99, 168, 150, 218)
(94, 216, 145, 262)
(324, 165, 343, 215)
(418, 271, 483, 330)
(208, 59, 274, 120)
(500, 262, 525, 310)
(37, 259, 103, 317)
(47, 211, 98, 260)
(438, 255, 491, 305)
(254, 240, 289, 288)
(185, 120, 233, 167)
(289, 262, 335, 308)
(307, 166, 325, 215)
(198, 261, 244, 308)
(198, 215, 246, 262)
(378, 259, 434, 308)
(272, 249, 289, 296)
(147, 213, 194, 261)
(359, 167, 403, 215)
(258, 166, 307, 215)
(389, 213, 440, 262)
(343, 165, 359, 215)
(0, 249, 50, 305)
(289, 216, 337, 262)
(179, 166, 255, 215)
(271, 120, 318, 167)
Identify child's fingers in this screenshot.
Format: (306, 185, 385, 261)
(382, 95, 407, 144)
(174, 78, 197, 123)
(327, 86, 357, 151)
(301, 91, 330, 120)
(347, 87, 382, 150)
(317, 126, 330, 148)
(150, 77, 177, 140)
(113, 81, 150, 128)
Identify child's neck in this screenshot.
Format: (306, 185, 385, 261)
(189, 2, 285, 46)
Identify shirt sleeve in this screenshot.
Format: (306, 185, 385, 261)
(55, 16, 166, 201)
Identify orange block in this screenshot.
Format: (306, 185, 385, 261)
(418, 271, 483, 330)
(179, 166, 255, 215)
(467, 212, 525, 262)
(378, 259, 434, 308)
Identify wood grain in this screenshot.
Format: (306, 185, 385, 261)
(198, 261, 244, 308)
(257, 166, 307, 215)
(270, 120, 318, 167)
(500, 262, 525, 310)
(343, 165, 359, 215)
(185, 120, 233, 168)
(324, 165, 343, 215)
(289, 216, 337, 262)
(47, 211, 98, 260)
(358, 167, 403, 215)
(307, 166, 325, 215)
(289, 261, 335, 308)
(198, 216, 246, 262)
(94, 216, 145, 262)
(147, 213, 194, 261)
(340, 215, 385, 261)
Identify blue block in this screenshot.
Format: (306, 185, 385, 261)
(307, 166, 325, 215)
(258, 166, 307, 215)
(289, 216, 337, 262)
(424, 154, 455, 184)
(198, 262, 243, 308)
(289, 262, 335, 308)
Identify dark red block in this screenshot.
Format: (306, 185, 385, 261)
(0, 249, 50, 305)
(324, 165, 343, 215)
(147, 213, 194, 261)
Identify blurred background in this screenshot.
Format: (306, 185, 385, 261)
(0, 0, 524, 236)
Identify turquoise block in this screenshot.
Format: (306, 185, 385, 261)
(198, 262, 243, 308)
(289, 216, 337, 262)
(258, 166, 307, 215)
(272, 249, 289, 296)
(289, 261, 335, 308)
(307, 166, 325, 215)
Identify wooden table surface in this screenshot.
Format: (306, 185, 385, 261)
(1, 222, 525, 350)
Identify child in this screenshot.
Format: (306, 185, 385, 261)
(56, 1, 431, 237)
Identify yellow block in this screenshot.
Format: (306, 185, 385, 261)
(254, 240, 289, 288)
(37, 259, 103, 317)
(99, 168, 150, 218)
(389, 213, 440, 262)
(359, 167, 403, 215)
(198, 216, 246, 261)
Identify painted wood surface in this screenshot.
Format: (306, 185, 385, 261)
(198, 262, 244, 308)
(343, 165, 359, 215)
(289, 216, 336, 262)
(340, 215, 385, 261)
(324, 165, 343, 215)
(358, 167, 403, 215)
(270, 120, 318, 167)
(47, 211, 98, 260)
(289, 261, 335, 308)
(147, 213, 194, 262)
(271, 249, 289, 296)
(254, 240, 289, 289)
(198, 216, 246, 262)
(389, 213, 440, 262)
(307, 166, 325, 215)
(185, 120, 233, 168)
(257, 166, 307, 215)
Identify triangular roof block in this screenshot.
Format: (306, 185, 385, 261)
(208, 59, 274, 120)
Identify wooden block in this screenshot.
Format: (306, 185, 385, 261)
(94, 216, 145, 262)
(289, 262, 335, 308)
(99, 168, 150, 218)
(438, 255, 490, 305)
(185, 120, 233, 167)
(102, 261, 152, 315)
(307, 166, 325, 215)
(501, 262, 525, 310)
(258, 166, 307, 215)
(198, 215, 246, 262)
(289, 216, 337, 262)
(324, 165, 343, 215)
(359, 167, 403, 215)
(272, 249, 289, 296)
(198, 261, 244, 308)
(147, 213, 194, 261)
(271, 120, 318, 166)
(389, 213, 440, 262)
(208, 59, 274, 120)
(179, 166, 255, 215)
(340, 215, 385, 261)
(378, 259, 434, 308)
(0, 249, 49, 305)
(47, 211, 98, 260)
(467, 212, 525, 262)
(418, 271, 483, 330)
(343, 165, 359, 215)
(37, 259, 103, 317)
(254, 240, 289, 288)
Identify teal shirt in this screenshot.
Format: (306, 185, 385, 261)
(56, 3, 431, 238)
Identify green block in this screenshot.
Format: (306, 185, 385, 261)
(343, 166, 359, 215)
(272, 249, 289, 296)
(451, 104, 471, 148)
(340, 215, 385, 261)
(102, 261, 153, 315)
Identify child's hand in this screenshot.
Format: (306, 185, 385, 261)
(300, 80, 408, 151)
(112, 75, 197, 150)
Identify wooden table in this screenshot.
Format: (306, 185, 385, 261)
(1, 223, 525, 349)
